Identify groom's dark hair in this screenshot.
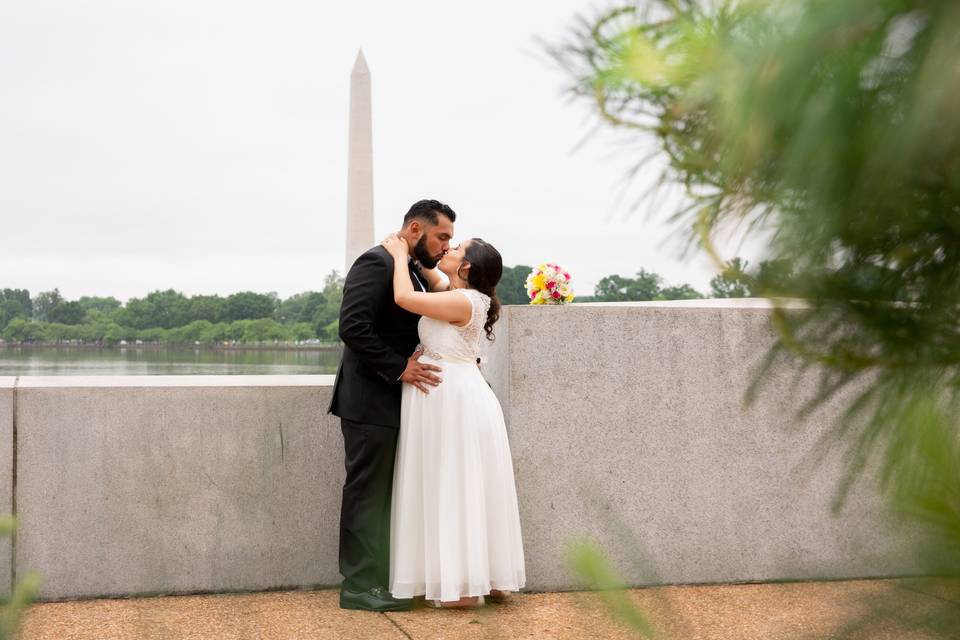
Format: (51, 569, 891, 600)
(403, 199, 457, 227)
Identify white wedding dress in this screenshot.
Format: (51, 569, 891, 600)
(389, 288, 526, 602)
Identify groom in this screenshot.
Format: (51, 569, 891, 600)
(329, 199, 456, 611)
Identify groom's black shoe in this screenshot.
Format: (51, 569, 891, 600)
(339, 586, 413, 612)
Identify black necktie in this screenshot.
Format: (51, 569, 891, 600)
(409, 261, 426, 292)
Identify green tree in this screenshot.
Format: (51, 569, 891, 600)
(321, 271, 344, 307)
(185, 294, 227, 324)
(709, 258, 752, 299)
(82, 309, 111, 325)
(2, 318, 40, 342)
(242, 318, 290, 343)
(117, 290, 191, 329)
(594, 274, 631, 301)
(322, 319, 340, 342)
(226, 291, 276, 322)
(44, 323, 80, 343)
(32, 289, 63, 322)
(594, 269, 662, 301)
(77, 319, 108, 343)
(102, 323, 130, 346)
(199, 322, 230, 345)
(0, 304, 18, 333)
(497, 265, 534, 305)
(656, 284, 703, 300)
(225, 320, 251, 342)
(625, 269, 662, 300)
(277, 291, 326, 324)
(168, 320, 214, 345)
(0, 289, 31, 315)
(137, 327, 168, 343)
(77, 296, 121, 314)
(291, 322, 316, 341)
(144, 289, 190, 328)
(47, 300, 85, 325)
(0, 289, 32, 331)
(117, 297, 155, 330)
(311, 272, 344, 341)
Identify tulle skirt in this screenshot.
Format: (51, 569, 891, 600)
(389, 356, 526, 602)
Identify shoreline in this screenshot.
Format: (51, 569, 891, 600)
(0, 343, 343, 352)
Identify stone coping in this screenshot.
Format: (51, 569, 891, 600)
(566, 298, 807, 309)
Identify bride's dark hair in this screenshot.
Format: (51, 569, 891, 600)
(460, 238, 502, 340)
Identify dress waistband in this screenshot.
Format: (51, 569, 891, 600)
(421, 347, 477, 364)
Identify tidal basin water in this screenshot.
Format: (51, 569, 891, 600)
(0, 346, 342, 376)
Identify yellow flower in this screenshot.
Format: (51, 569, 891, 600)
(565, 294, 575, 302)
(532, 274, 546, 290)
(531, 296, 545, 305)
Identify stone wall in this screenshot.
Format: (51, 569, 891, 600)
(484, 301, 915, 591)
(2, 302, 918, 600)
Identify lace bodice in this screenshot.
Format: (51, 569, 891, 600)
(418, 288, 490, 362)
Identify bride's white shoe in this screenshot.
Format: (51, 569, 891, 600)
(431, 595, 484, 609)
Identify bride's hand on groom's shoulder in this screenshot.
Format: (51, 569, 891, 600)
(381, 233, 408, 260)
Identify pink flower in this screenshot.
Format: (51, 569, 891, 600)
(547, 280, 557, 290)
(564, 272, 571, 280)
(530, 290, 537, 299)
(552, 291, 561, 299)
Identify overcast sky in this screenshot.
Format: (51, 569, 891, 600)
(1, 0, 749, 302)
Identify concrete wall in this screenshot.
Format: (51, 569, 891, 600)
(6, 303, 918, 600)
(14, 376, 340, 600)
(0, 378, 13, 599)
(484, 302, 916, 590)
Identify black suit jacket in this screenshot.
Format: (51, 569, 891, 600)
(328, 245, 424, 428)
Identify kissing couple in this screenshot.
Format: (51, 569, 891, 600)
(328, 199, 526, 610)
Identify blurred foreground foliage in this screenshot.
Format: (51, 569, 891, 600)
(0, 517, 40, 639)
(555, 0, 960, 634)
(557, 0, 960, 558)
(568, 539, 661, 638)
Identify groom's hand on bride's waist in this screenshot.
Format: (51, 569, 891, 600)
(399, 349, 442, 394)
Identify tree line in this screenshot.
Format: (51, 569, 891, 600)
(496, 258, 771, 305)
(1, 258, 765, 345)
(0, 272, 344, 346)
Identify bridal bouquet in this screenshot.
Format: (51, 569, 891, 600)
(526, 263, 575, 305)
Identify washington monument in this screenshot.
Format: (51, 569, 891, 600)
(345, 50, 374, 273)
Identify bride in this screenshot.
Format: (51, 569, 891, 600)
(381, 233, 526, 608)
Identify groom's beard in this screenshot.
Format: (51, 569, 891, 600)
(413, 235, 440, 269)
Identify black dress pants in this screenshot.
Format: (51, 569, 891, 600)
(338, 418, 399, 592)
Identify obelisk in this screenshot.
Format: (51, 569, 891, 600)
(345, 49, 374, 273)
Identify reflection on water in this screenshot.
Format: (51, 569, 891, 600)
(0, 346, 342, 376)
